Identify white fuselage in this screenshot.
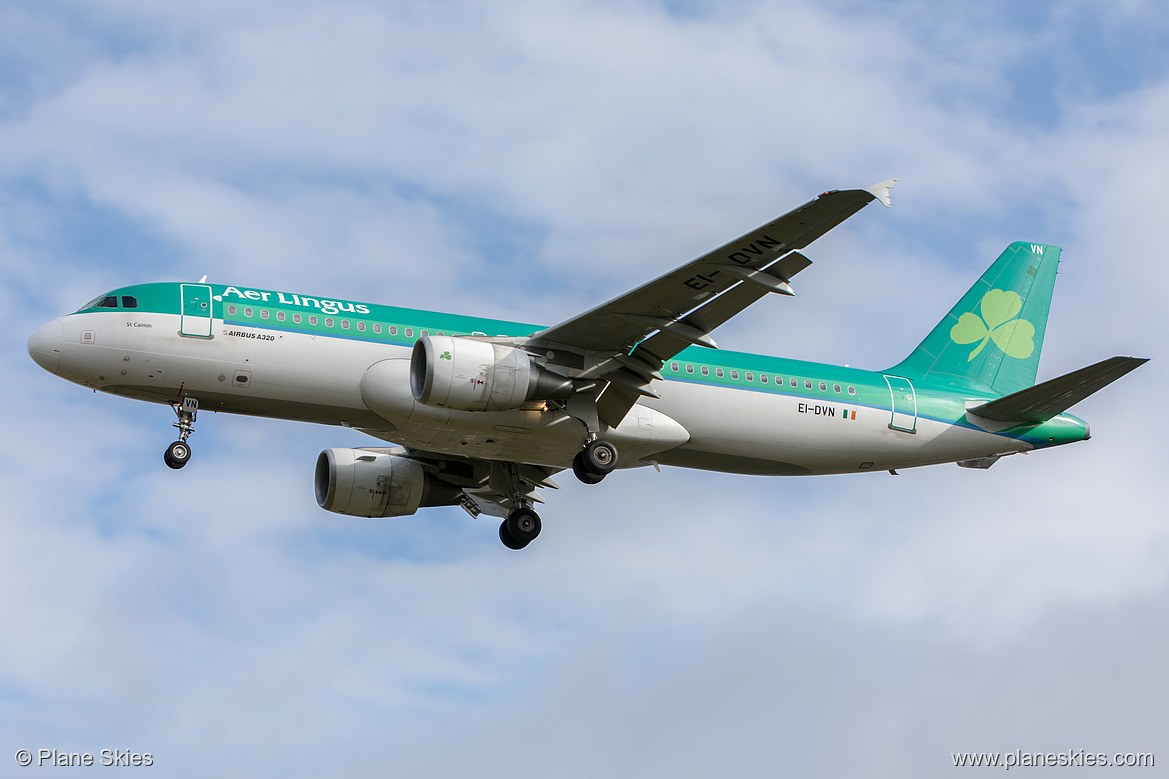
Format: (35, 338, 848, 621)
(32, 307, 1028, 477)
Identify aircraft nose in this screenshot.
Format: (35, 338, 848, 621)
(27, 318, 63, 374)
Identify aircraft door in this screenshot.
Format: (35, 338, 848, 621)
(884, 375, 917, 433)
(180, 284, 214, 338)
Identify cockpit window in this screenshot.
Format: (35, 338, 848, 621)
(77, 293, 124, 312)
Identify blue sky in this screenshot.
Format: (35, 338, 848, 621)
(2, 1, 1166, 776)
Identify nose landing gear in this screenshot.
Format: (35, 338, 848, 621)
(164, 397, 198, 470)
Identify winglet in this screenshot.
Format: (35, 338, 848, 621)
(863, 178, 898, 207)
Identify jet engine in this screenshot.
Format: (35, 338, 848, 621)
(315, 448, 461, 518)
(410, 335, 572, 412)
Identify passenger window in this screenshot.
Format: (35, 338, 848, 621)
(260, 309, 269, 319)
(98, 296, 118, 308)
(761, 374, 768, 383)
(373, 323, 382, 334)
(715, 368, 724, 378)
(833, 383, 841, 393)
(848, 386, 856, 396)
(671, 362, 679, 372)
(790, 378, 797, 387)
(730, 370, 739, 380)
(309, 315, 318, 325)
(819, 381, 826, 391)
(341, 320, 350, 330)
(746, 372, 754, 381)
(120, 296, 138, 309)
(389, 326, 398, 336)
(277, 311, 286, 322)
(421, 330, 429, 337)
(686, 365, 694, 374)
(293, 313, 302, 324)
(227, 305, 237, 316)
(700, 366, 709, 376)
(325, 317, 334, 328)
(357, 322, 366, 332)
(244, 307, 253, 318)
(405, 327, 413, 337)
(804, 380, 812, 389)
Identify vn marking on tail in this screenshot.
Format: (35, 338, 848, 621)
(950, 289, 1036, 361)
(1030, 244, 1044, 255)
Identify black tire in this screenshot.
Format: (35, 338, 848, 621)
(572, 454, 606, 484)
(582, 439, 618, 475)
(164, 441, 191, 470)
(499, 519, 528, 550)
(506, 507, 542, 546)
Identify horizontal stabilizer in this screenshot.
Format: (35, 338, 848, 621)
(967, 356, 1148, 424)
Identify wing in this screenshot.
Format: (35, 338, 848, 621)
(528, 180, 895, 356)
(525, 180, 896, 426)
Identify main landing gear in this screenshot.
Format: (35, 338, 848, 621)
(499, 506, 542, 550)
(498, 439, 617, 549)
(572, 439, 618, 484)
(164, 397, 198, 470)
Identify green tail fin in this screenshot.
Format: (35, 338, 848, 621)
(886, 242, 1061, 395)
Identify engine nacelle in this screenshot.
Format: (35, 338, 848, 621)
(410, 335, 572, 412)
(315, 448, 461, 518)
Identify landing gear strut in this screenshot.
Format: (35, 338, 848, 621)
(164, 397, 198, 470)
(572, 438, 618, 484)
(499, 506, 542, 550)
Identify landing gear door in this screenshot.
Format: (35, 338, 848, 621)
(180, 284, 214, 338)
(884, 375, 917, 433)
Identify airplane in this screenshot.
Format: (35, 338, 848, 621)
(27, 180, 1146, 549)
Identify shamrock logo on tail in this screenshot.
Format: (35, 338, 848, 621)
(950, 289, 1035, 361)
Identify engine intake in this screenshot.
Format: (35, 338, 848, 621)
(410, 335, 572, 412)
(315, 448, 461, 518)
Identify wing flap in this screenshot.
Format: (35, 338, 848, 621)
(633, 252, 813, 364)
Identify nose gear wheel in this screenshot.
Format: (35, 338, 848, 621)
(164, 440, 191, 469)
(165, 398, 198, 470)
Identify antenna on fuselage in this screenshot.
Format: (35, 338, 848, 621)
(198, 275, 208, 284)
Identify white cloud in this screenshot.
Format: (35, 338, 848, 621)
(1, 1, 1165, 776)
